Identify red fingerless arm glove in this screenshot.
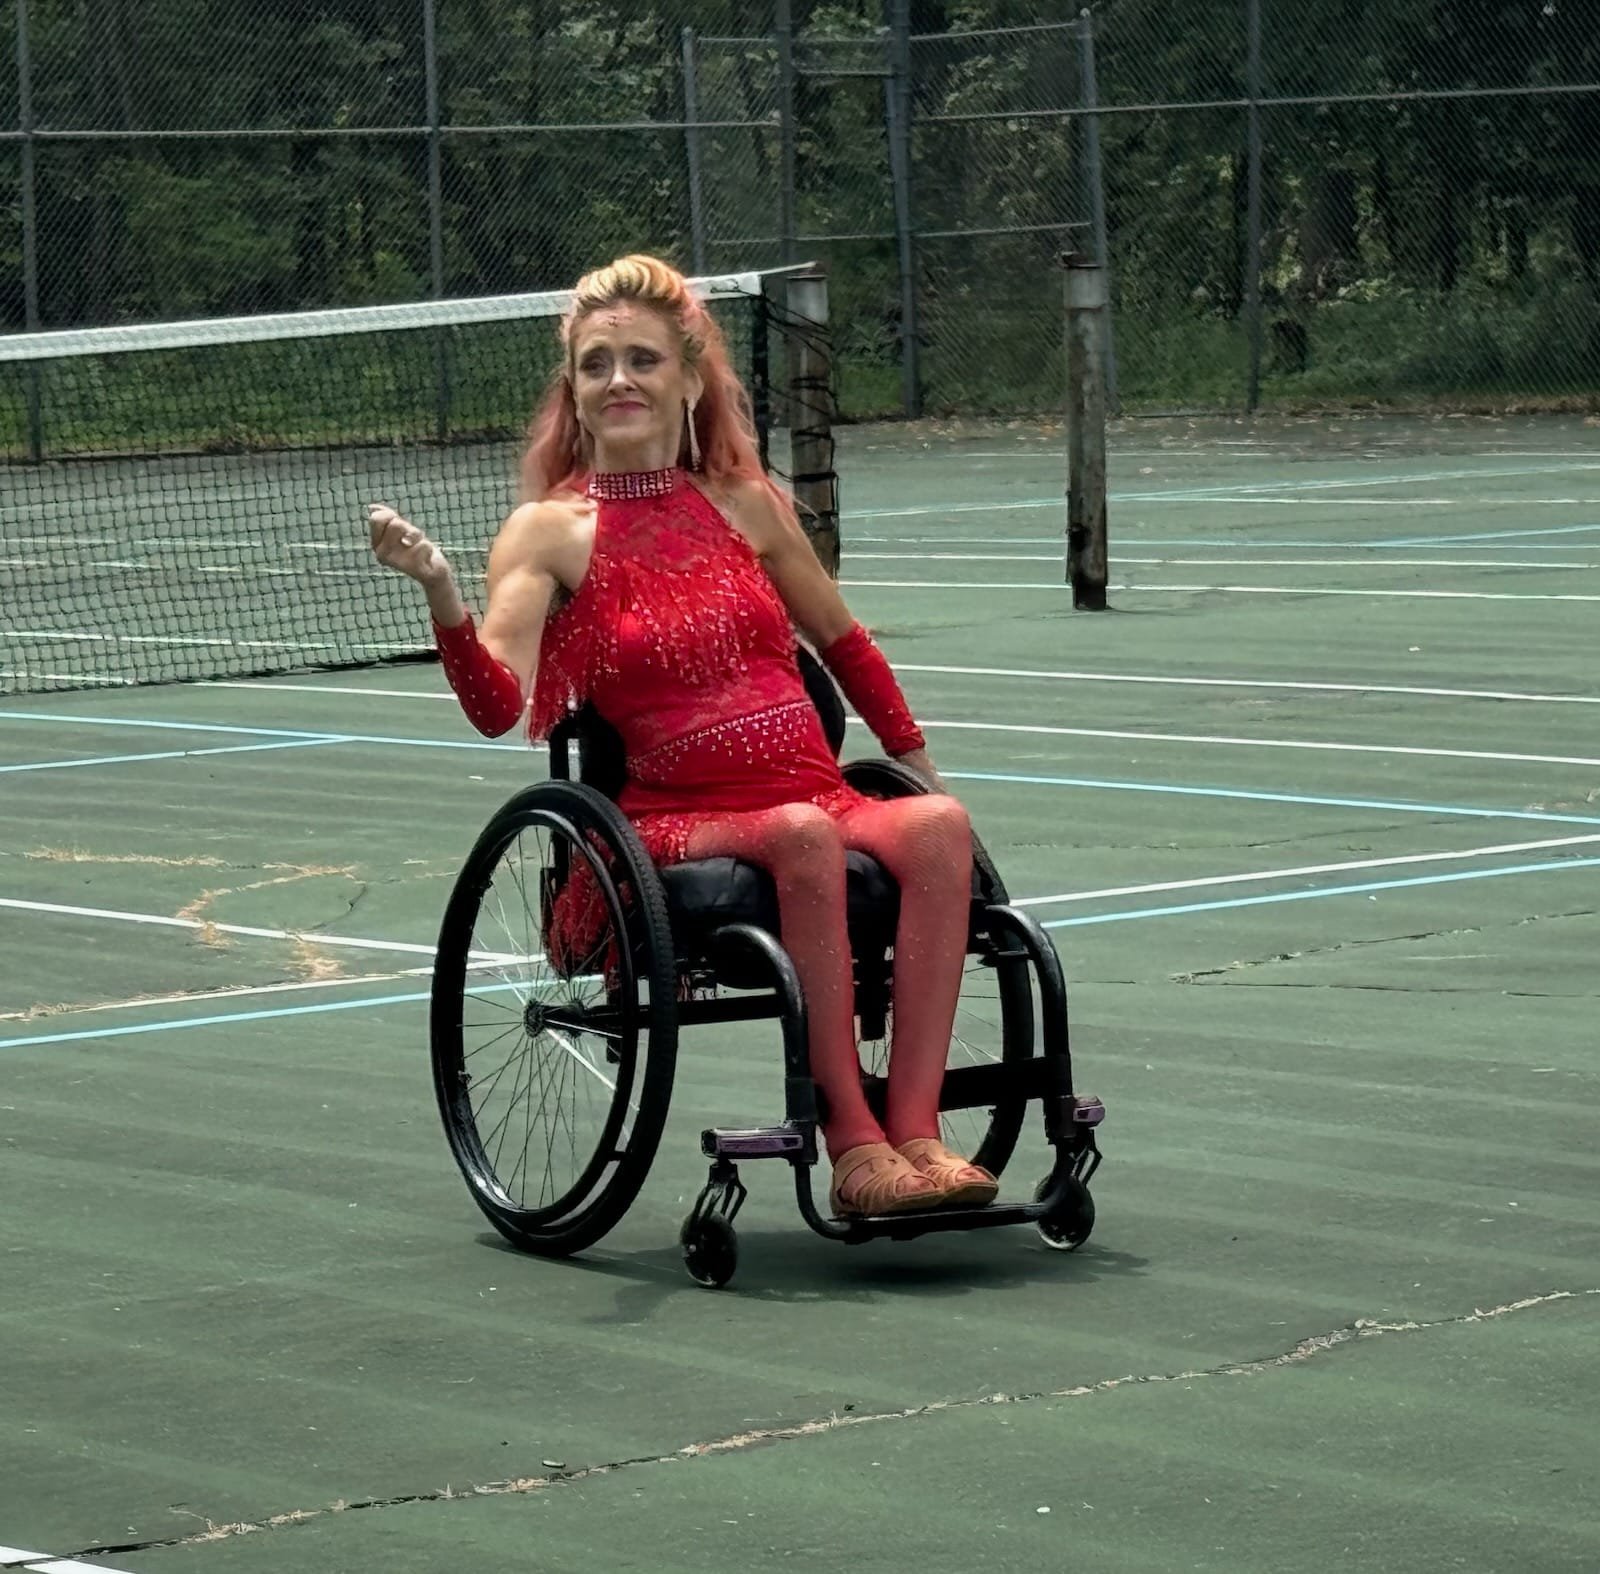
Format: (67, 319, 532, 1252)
(819, 622, 926, 757)
(433, 613, 526, 738)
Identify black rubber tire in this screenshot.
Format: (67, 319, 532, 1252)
(431, 780, 679, 1256)
(680, 1213, 739, 1288)
(841, 755, 1032, 1178)
(1035, 1175, 1095, 1252)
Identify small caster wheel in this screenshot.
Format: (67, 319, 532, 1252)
(680, 1212, 738, 1288)
(1034, 1175, 1094, 1252)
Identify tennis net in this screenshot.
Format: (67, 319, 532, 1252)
(0, 265, 833, 693)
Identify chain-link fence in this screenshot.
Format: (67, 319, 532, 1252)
(4, 0, 1598, 419)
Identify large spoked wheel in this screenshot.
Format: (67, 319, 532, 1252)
(431, 780, 679, 1257)
(842, 758, 1033, 1179)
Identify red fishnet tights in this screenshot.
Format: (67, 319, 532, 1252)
(683, 794, 973, 1156)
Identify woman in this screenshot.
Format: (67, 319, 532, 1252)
(369, 254, 995, 1218)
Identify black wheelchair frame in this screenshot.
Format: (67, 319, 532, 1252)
(429, 651, 1104, 1287)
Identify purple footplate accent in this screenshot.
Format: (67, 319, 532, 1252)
(712, 1129, 809, 1157)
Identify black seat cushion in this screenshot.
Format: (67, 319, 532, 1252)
(660, 849, 899, 968)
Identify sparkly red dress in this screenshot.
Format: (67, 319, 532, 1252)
(528, 469, 868, 864)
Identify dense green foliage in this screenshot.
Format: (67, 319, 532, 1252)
(2, 0, 1596, 420)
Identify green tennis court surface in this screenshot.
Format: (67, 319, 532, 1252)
(2, 413, 1597, 1572)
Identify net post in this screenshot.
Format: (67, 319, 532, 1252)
(17, 0, 44, 461)
(1243, 0, 1265, 414)
(422, 0, 451, 443)
(751, 277, 772, 473)
(884, 0, 920, 418)
(1076, 9, 1118, 413)
(785, 266, 839, 577)
(775, 0, 799, 264)
(1062, 251, 1109, 611)
(682, 27, 709, 274)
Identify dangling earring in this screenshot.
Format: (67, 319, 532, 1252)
(685, 397, 702, 471)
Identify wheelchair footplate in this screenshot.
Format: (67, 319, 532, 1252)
(679, 1093, 1105, 1284)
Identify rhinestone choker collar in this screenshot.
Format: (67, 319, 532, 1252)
(586, 467, 682, 501)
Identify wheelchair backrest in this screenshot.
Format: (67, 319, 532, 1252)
(549, 643, 848, 800)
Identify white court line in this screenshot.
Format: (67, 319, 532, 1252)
(848, 553, 1600, 569)
(43, 691, 1593, 771)
(900, 718, 1600, 770)
(841, 578, 1600, 603)
(0, 737, 349, 774)
(2, 629, 417, 653)
(204, 680, 453, 699)
(9, 700, 1595, 773)
(896, 661, 1600, 706)
(205, 668, 1600, 707)
(5, 840, 1595, 982)
(842, 462, 1600, 520)
(0, 1551, 136, 1574)
(1009, 832, 1600, 909)
(0, 896, 519, 964)
(0, 670, 134, 685)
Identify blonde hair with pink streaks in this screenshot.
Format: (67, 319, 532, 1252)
(521, 254, 790, 521)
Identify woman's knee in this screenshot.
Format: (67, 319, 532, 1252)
(759, 802, 846, 876)
(923, 794, 971, 847)
(894, 794, 971, 859)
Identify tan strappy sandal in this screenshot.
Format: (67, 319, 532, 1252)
(896, 1138, 1000, 1207)
(828, 1142, 943, 1217)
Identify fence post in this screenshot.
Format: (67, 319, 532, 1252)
(422, 0, 450, 442)
(1244, 0, 1264, 413)
(17, 0, 43, 461)
(1076, 9, 1118, 413)
(884, 0, 920, 417)
(682, 27, 709, 273)
(786, 268, 840, 576)
(775, 0, 799, 265)
(1063, 253, 1109, 610)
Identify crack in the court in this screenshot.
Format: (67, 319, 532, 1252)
(70, 1287, 1597, 1560)
(1172, 907, 1594, 983)
(176, 863, 361, 949)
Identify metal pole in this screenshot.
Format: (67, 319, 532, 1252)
(1244, 0, 1264, 414)
(1077, 9, 1117, 412)
(786, 268, 840, 576)
(682, 27, 708, 273)
(885, 0, 920, 417)
(775, 0, 798, 265)
(17, 0, 43, 461)
(422, 0, 449, 441)
(1063, 253, 1108, 611)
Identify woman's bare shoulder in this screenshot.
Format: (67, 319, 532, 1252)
(699, 473, 793, 553)
(489, 493, 595, 590)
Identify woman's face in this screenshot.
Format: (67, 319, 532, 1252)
(569, 302, 699, 463)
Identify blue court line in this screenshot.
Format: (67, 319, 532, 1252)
(0, 736, 351, 774)
(1370, 523, 1600, 547)
(868, 537, 1600, 550)
(4, 856, 1597, 1053)
(4, 712, 1597, 827)
(1041, 855, 1600, 928)
(941, 771, 1600, 828)
(0, 981, 521, 1051)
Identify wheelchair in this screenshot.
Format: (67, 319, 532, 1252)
(429, 650, 1105, 1288)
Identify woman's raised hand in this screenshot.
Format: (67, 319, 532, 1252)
(368, 503, 453, 589)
